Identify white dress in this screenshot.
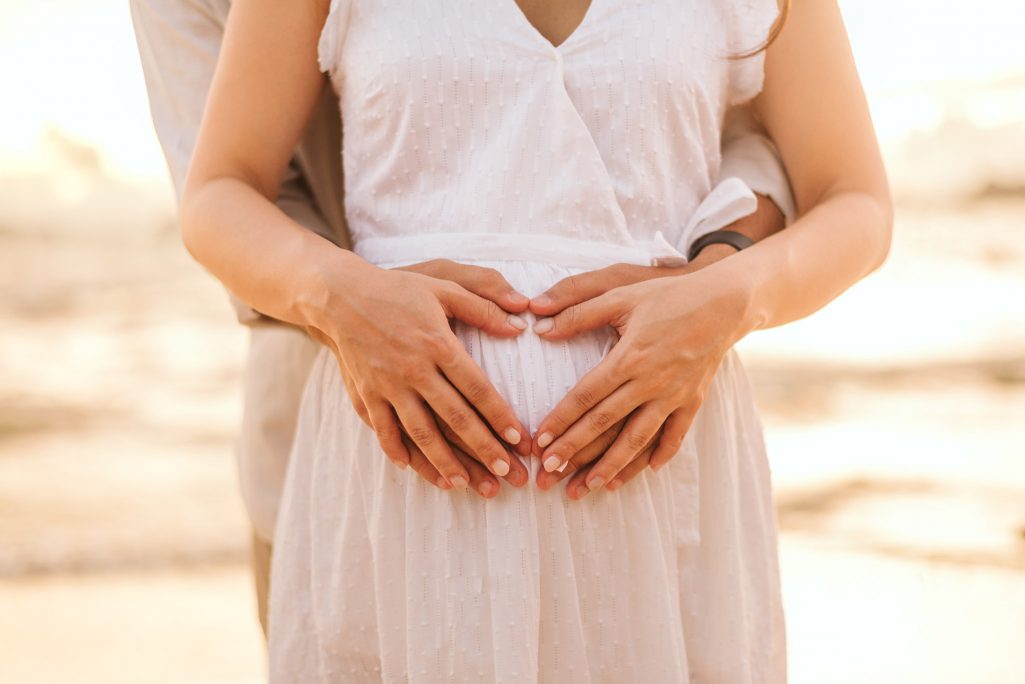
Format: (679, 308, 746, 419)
(269, 1, 786, 682)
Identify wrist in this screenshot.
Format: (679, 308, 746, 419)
(686, 242, 738, 270)
(678, 253, 762, 348)
(296, 246, 376, 335)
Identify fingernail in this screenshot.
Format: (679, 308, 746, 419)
(397, 460, 408, 470)
(510, 469, 527, 487)
(508, 292, 530, 306)
(556, 460, 569, 473)
(507, 315, 528, 331)
(503, 427, 521, 445)
(436, 476, 452, 490)
(450, 475, 469, 489)
(537, 432, 554, 449)
(533, 318, 554, 334)
(543, 455, 561, 472)
(587, 476, 605, 491)
(574, 484, 591, 498)
(533, 294, 553, 308)
(491, 458, 510, 477)
(478, 480, 494, 497)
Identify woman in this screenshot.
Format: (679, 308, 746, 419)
(182, 0, 892, 680)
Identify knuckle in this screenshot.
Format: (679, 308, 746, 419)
(444, 406, 473, 432)
(407, 425, 437, 447)
(480, 297, 502, 323)
(561, 305, 579, 329)
(479, 267, 504, 286)
(462, 379, 492, 406)
(473, 442, 504, 465)
(572, 387, 597, 411)
(587, 410, 613, 433)
(623, 431, 650, 452)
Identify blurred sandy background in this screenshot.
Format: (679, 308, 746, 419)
(1, 1, 1023, 682)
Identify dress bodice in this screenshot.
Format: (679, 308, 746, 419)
(317, 0, 778, 249)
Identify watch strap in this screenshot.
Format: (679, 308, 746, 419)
(686, 229, 754, 262)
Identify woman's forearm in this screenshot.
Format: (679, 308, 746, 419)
(181, 176, 371, 333)
(717, 188, 892, 341)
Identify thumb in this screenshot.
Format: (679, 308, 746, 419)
(436, 284, 529, 338)
(532, 290, 625, 340)
(530, 266, 622, 317)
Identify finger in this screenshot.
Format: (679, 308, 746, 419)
(459, 265, 530, 313)
(393, 397, 469, 489)
(536, 418, 624, 491)
(452, 446, 502, 499)
(565, 439, 657, 500)
(434, 340, 530, 457)
(406, 430, 501, 498)
(402, 260, 530, 313)
(419, 374, 516, 477)
(439, 421, 529, 487)
(606, 442, 657, 492)
(529, 267, 621, 316)
(402, 435, 450, 490)
(365, 400, 410, 469)
(436, 283, 528, 338)
(537, 383, 641, 473)
(532, 290, 625, 341)
(582, 405, 667, 492)
(532, 353, 627, 459)
(340, 373, 371, 426)
(649, 407, 696, 471)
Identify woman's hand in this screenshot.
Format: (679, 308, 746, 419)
(312, 260, 531, 490)
(528, 265, 751, 494)
(529, 200, 783, 494)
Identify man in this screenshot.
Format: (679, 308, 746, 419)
(129, 0, 793, 637)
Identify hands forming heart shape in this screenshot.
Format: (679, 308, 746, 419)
(314, 240, 749, 502)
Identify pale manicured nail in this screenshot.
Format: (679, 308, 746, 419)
(436, 476, 452, 490)
(491, 459, 510, 477)
(450, 475, 469, 489)
(503, 427, 521, 445)
(508, 292, 530, 306)
(543, 455, 562, 472)
(507, 315, 528, 331)
(533, 318, 554, 334)
(478, 480, 494, 497)
(556, 460, 569, 473)
(537, 432, 554, 449)
(587, 476, 605, 491)
(533, 294, 553, 308)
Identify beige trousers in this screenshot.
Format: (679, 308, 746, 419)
(239, 324, 322, 633)
(130, 0, 347, 636)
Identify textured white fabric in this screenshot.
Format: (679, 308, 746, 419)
(269, 1, 786, 681)
(720, 107, 797, 224)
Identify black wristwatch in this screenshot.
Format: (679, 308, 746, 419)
(686, 229, 754, 262)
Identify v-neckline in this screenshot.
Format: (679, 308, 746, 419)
(507, 0, 598, 51)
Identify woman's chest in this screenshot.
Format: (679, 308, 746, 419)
(338, 0, 732, 113)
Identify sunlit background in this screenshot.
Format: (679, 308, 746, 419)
(1, 1, 1023, 682)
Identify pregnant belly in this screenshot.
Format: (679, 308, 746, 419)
(450, 260, 618, 434)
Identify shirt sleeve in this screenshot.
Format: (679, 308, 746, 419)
(129, 0, 342, 325)
(718, 106, 796, 224)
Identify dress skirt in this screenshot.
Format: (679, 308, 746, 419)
(268, 233, 786, 683)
